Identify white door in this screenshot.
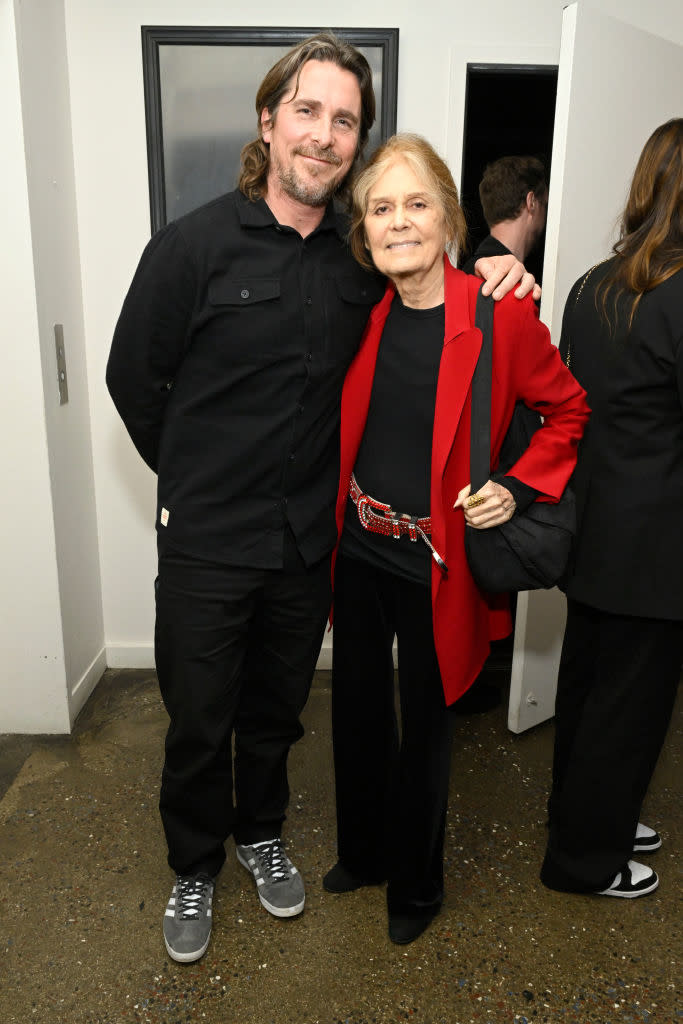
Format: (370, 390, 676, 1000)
(509, 0, 683, 732)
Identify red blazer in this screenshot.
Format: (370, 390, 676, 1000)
(334, 259, 590, 706)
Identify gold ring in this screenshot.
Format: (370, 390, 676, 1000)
(466, 493, 486, 509)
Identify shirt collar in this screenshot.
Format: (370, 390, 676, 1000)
(235, 188, 346, 240)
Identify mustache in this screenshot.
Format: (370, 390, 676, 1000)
(294, 146, 343, 167)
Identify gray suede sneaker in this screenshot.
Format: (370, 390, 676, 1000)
(163, 873, 214, 962)
(236, 839, 305, 918)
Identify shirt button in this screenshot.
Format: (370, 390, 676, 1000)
(240, 288, 249, 299)
(288, 453, 296, 462)
(305, 297, 312, 306)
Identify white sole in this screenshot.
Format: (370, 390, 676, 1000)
(164, 933, 211, 962)
(258, 893, 305, 917)
(598, 875, 659, 898)
(633, 839, 662, 853)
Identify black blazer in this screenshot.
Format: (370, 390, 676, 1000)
(560, 259, 683, 620)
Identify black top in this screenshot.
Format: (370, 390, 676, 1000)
(462, 235, 511, 275)
(106, 189, 385, 568)
(341, 294, 536, 585)
(342, 296, 444, 584)
(560, 259, 683, 619)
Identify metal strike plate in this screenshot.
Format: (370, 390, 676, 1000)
(54, 324, 68, 405)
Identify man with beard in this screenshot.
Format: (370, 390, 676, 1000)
(107, 33, 537, 964)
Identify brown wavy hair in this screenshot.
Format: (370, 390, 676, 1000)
(238, 32, 375, 204)
(348, 134, 469, 272)
(598, 117, 683, 330)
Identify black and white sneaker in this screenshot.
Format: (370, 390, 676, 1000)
(633, 823, 662, 853)
(597, 860, 659, 899)
(163, 873, 214, 962)
(236, 839, 305, 918)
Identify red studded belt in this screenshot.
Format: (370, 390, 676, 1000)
(348, 474, 448, 572)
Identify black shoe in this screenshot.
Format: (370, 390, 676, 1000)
(388, 911, 436, 945)
(323, 861, 384, 894)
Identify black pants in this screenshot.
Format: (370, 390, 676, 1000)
(331, 554, 456, 919)
(541, 599, 682, 892)
(155, 533, 331, 877)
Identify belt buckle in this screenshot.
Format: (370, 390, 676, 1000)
(382, 509, 402, 540)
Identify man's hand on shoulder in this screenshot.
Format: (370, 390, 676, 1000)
(474, 254, 542, 303)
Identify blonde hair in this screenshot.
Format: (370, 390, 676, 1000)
(238, 32, 375, 203)
(348, 134, 468, 271)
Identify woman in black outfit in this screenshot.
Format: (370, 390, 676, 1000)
(541, 118, 683, 898)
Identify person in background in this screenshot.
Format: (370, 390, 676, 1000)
(541, 118, 683, 899)
(463, 155, 548, 273)
(323, 134, 588, 944)
(107, 34, 537, 964)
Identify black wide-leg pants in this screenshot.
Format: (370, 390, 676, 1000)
(541, 598, 682, 892)
(331, 553, 456, 919)
(155, 534, 331, 878)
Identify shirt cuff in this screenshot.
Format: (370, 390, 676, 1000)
(501, 475, 539, 513)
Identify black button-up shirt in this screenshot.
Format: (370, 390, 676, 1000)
(107, 190, 384, 568)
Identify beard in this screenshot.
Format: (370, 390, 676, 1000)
(273, 146, 346, 207)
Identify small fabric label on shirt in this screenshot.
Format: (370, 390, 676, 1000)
(160, 507, 170, 527)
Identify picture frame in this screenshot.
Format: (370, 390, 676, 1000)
(141, 26, 399, 233)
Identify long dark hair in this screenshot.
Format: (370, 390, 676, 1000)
(597, 118, 683, 330)
(238, 32, 375, 204)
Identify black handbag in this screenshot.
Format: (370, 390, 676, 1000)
(463, 289, 576, 593)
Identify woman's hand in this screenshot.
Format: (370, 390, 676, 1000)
(473, 254, 541, 302)
(454, 480, 516, 529)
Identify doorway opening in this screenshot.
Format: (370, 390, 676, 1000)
(460, 64, 558, 285)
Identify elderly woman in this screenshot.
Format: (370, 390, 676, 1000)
(323, 134, 589, 944)
(540, 119, 683, 899)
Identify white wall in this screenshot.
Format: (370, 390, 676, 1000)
(65, 0, 568, 667)
(15, 0, 106, 722)
(2, 0, 68, 732)
(0, 0, 105, 732)
(588, 0, 683, 45)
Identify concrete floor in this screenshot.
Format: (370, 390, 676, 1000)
(1, 669, 680, 1024)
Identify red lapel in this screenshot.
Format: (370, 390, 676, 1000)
(430, 263, 483, 557)
(336, 282, 395, 540)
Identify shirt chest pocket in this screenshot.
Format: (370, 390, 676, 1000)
(207, 276, 283, 361)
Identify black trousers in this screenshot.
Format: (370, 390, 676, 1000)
(331, 554, 456, 919)
(155, 532, 331, 877)
(541, 599, 682, 892)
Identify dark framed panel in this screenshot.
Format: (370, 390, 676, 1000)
(142, 26, 399, 233)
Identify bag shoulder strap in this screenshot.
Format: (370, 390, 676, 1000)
(470, 287, 495, 491)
